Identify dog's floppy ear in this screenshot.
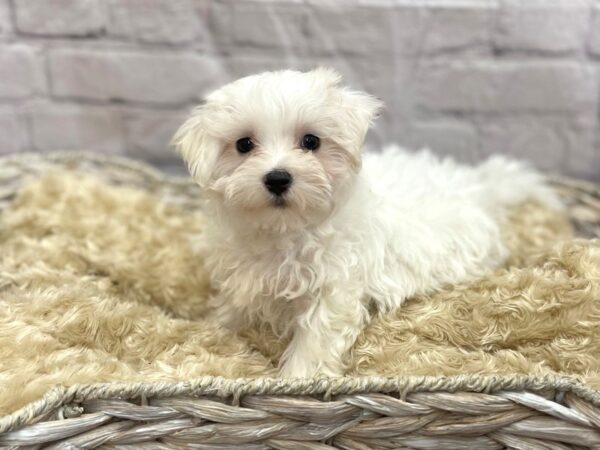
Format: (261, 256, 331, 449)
(172, 106, 221, 188)
(338, 87, 383, 154)
(311, 67, 383, 156)
(311, 67, 344, 87)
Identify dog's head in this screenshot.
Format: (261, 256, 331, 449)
(173, 68, 382, 233)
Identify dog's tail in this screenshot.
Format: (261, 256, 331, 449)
(476, 156, 564, 211)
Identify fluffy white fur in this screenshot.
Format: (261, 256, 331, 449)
(173, 68, 561, 378)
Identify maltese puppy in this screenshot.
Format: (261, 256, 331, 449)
(173, 68, 560, 378)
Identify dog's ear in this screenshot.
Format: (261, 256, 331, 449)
(310, 67, 383, 156)
(311, 67, 343, 87)
(172, 106, 221, 188)
(337, 87, 383, 154)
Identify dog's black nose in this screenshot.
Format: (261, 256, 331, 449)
(264, 169, 292, 196)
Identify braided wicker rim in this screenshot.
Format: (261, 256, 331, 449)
(0, 152, 599, 449)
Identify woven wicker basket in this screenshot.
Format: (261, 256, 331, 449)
(0, 152, 599, 449)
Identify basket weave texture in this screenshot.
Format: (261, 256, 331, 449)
(0, 152, 599, 449)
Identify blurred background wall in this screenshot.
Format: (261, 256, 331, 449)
(0, 0, 598, 180)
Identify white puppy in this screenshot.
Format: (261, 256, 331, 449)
(173, 68, 560, 378)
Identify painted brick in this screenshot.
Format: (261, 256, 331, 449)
(224, 54, 318, 81)
(566, 146, 600, 180)
(477, 117, 596, 174)
(212, 1, 424, 56)
(210, 1, 309, 53)
(0, 108, 28, 153)
(220, 3, 489, 57)
(0, 46, 44, 99)
(416, 61, 597, 113)
(48, 49, 224, 105)
(588, 5, 600, 56)
(14, 0, 104, 36)
(107, 0, 203, 44)
(396, 120, 480, 162)
(308, 5, 399, 55)
(494, 0, 591, 54)
(29, 104, 126, 154)
(122, 108, 187, 161)
(0, 0, 12, 38)
(561, 119, 600, 180)
(423, 4, 494, 54)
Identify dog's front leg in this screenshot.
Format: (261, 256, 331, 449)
(278, 290, 367, 378)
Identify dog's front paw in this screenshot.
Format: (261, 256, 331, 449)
(278, 355, 343, 379)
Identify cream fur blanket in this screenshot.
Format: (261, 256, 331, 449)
(0, 172, 598, 416)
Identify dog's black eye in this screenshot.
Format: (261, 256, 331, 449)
(301, 134, 320, 151)
(236, 137, 254, 154)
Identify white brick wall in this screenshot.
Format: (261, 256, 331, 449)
(0, 0, 598, 180)
(0, 46, 45, 99)
(14, 0, 105, 36)
(48, 49, 223, 104)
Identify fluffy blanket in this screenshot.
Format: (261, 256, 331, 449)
(0, 171, 598, 416)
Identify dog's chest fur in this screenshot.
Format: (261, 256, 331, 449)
(201, 219, 375, 327)
(206, 225, 350, 296)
